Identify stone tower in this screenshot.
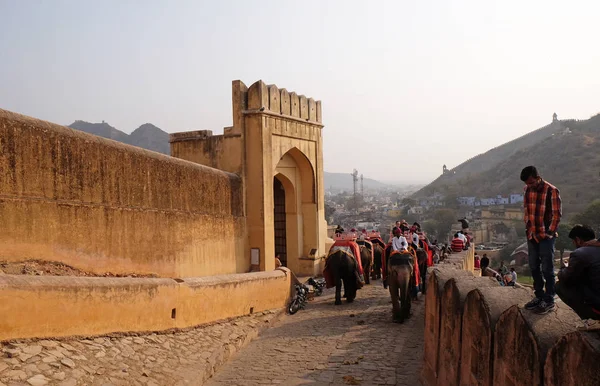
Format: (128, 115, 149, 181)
(169, 80, 328, 276)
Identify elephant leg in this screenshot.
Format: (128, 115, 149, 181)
(343, 274, 355, 303)
(388, 267, 402, 322)
(420, 263, 427, 295)
(334, 271, 342, 305)
(364, 261, 371, 284)
(400, 267, 412, 321)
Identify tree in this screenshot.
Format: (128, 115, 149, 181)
(432, 208, 457, 242)
(572, 199, 600, 234)
(555, 223, 573, 259)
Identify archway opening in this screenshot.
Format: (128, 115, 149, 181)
(273, 177, 287, 267)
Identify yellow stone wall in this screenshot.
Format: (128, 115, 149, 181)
(0, 269, 291, 340)
(0, 109, 247, 278)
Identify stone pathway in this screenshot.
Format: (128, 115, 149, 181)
(0, 280, 424, 386)
(206, 280, 424, 386)
(0, 309, 284, 386)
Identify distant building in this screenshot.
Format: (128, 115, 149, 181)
(458, 196, 477, 206)
(408, 206, 424, 215)
(510, 194, 524, 204)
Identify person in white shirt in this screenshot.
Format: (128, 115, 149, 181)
(411, 232, 420, 249)
(457, 231, 467, 244)
(392, 229, 408, 253)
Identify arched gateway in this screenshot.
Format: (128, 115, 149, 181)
(169, 80, 331, 276)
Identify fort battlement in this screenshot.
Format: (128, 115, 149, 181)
(422, 247, 599, 386)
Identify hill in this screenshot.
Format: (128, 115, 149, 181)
(69, 121, 170, 155)
(324, 172, 387, 191)
(415, 115, 600, 217)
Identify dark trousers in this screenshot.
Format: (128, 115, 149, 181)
(527, 238, 556, 302)
(556, 282, 600, 320)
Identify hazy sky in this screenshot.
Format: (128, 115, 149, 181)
(1, 1, 599, 183)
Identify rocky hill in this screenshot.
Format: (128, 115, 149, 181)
(69, 121, 170, 155)
(415, 115, 600, 216)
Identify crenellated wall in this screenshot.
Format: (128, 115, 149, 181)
(171, 80, 329, 277)
(421, 247, 599, 386)
(0, 108, 247, 278)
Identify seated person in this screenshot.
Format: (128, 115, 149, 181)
(450, 233, 465, 252)
(557, 225, 600, 329)
(503, 268, 516, 286)
(480, 253, 490, 274)
(391, 228, 408, 252)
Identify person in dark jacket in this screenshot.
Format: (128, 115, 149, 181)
(557, 225, 600, 325)
(480, 253, 490, 273)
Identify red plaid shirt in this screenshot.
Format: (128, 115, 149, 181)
(523, 179, 562, 241)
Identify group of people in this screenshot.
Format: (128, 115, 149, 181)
(451, 230, 471, 252)
(518, 166, 600, 329)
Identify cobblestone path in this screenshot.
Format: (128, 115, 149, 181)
(207, 280, 424, 386)
(0, 310, 284, 386)
(0, 280, 423, 386)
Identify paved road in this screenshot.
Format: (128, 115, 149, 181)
(206, 280, 424, 386)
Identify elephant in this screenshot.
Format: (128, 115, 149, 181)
(387, 252, 414, 323)
(360, 245, 373, 285)
(326, 250, 359, 305)
(415, 248, 428, 295)
(371, 244, 384, 280)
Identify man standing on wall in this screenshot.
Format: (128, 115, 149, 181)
(520, 166, 562, 314)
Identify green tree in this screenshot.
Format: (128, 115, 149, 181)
(572, 199, 600, 234)
(432, 208, 457, 242)
(555, 223, 573, 258)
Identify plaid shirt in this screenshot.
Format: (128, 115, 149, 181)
(523, 179, 562, 241)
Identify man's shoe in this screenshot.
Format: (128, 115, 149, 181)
(534, 300, 556, 315)
(525, 297, 543, 310)
(576, 319, 600, 331)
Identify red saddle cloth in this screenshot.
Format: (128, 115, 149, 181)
(323, 240, 365, 288)
(369, 237, 386, 250)
(383, 246, 420, 287)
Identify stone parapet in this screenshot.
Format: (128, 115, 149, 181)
(420, 246, 597, 386)
(0, 269, 292, 341)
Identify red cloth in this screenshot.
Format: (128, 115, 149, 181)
(383, 246, 419, 287)
(451, 238, 465, 252)
(369, 237, 386, 250)
(474, 259, 481, 269)
(421, 240, 433, 267)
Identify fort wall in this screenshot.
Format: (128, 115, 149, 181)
(0, 109, 247, 278)
(421, 247, 599, 386)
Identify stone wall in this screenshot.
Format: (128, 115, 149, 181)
(421, 248, 600, 386)
(0, 268, 292, 340)
(0, 108, 247, 278)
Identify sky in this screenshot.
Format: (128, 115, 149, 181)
(1, 0, 599, 184)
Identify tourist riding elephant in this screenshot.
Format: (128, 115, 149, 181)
(360, 245, 373, 285)
(326, 250, 359, 305)
(387, 252, 414, 323)
(372, 244, 384, 280)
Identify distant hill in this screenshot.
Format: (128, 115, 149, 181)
(415, 115, 600, 217)
(324, 171, 387, 191)
(69, 121, 170, 155)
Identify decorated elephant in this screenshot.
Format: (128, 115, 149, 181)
(325, 249, 359, 305)
(387, 251, 414, 323)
